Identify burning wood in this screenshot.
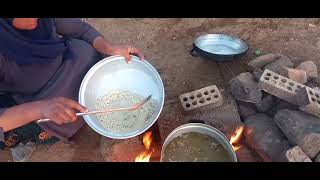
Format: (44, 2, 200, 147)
(135, 131, 154, 162)
(230, 126, 244, 151)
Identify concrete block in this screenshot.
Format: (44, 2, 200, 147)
(179, 85, 223, 111)
(297, 86, 320, 118)
(257, 69, 305, 105)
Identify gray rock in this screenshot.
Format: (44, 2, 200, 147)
(11, 142, 36, 162)
(248, 53, 281, 69)
(255, 95, 275, 113)
(230, 72, 262, 104)
(316, 153, 320, 162)
(266, 105, 277, 117)
(286, 68, 307, 84)
(252, 68, 264, 82)
(274, 109, 320, 158)
(244, 113, 291, 162)
(235, 143, 262, 162)
(237, 101, 257, 120)
(286, 146, 312, 162)
(264, 55, 294, 76)
(296, 61, 318, 79)
(187, 93, 243, 139)
(276, 99, 298, 111)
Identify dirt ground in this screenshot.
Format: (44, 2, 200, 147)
(2, 18, 320, 162)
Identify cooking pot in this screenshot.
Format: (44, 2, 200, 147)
(161, 123, 237, 162)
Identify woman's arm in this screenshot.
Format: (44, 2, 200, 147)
(0, 101, 43, 132)
(54, 18, 102, 45)
(54, 18, 144, 63)
(0, 97, 87, 132)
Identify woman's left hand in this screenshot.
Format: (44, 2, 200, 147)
(92, 36, 145, 63)
(109, 45, 144, 63)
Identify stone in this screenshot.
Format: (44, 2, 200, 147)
(316, 153, 320, 162)
(244, 113, 291, 162)
(235, 143, 262, 162)
(252, 68, 264, 82)
(264, 55, 293, 76)
(274, 109, 320, 158)
(230, 72, 262, 104)
(286, 68, 307, 84)
(11, 142, 36, 162)
(248, 53, 280, 69)
(296, 61, 318, 79)
(276, 99, 298, 111)
(286, 146, 312, 162)
(255, 95, 275, 113)
(237, 101, 257, 120)
(266, 105, 277, 117)
(187, 92, 243, 139)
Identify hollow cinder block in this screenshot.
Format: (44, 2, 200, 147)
(297, 86, 320, 118)
(179, 85, 223, 111)
(257, 69, 305, 105)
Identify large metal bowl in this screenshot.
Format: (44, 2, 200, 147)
(79, 55, 165, 139)
(161, 123, 237, 162)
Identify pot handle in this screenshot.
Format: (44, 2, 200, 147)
(189, 48, 199, 57)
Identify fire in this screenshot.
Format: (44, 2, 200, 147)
(143, 131, 152, 150)
(135, 131, 154, 162)
(135, 151, 153, 162)
(230, 126, 244, 151)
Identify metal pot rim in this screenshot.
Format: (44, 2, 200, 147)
(78, 55, 165, 139)
(193, 33, 249, 56)
(160, 123, 237, 162)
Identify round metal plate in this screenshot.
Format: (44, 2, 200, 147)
(78, 55, 165, 139)
(194, 34, 248, 56)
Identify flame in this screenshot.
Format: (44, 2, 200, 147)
(230, 126, 244, 151)
(135, 151, 153, 162)
(135, 131, 153, 162)
(143, 131, 152, 150)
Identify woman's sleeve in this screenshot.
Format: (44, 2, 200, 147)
(54, 18, 103, 45)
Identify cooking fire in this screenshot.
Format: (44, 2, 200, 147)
(135, 131, 154, 162)
(230, 126, 244, 151)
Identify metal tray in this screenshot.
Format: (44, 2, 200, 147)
(190, 34, 249, 61)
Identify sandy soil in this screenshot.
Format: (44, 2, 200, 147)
(1, 18, 320, 162)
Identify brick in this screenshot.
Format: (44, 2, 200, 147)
(286, 146, 312, 162)
(179, 85, 223, 111)
(257, 69, 305, 105)
(297, 86, 320, 118)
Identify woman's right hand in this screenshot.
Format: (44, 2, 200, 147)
(39, 97, 87, 125)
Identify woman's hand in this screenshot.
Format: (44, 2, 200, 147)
(92, 36, 144, 63)
(39, 97, 87, 125)
(108, 45, 144, 63)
